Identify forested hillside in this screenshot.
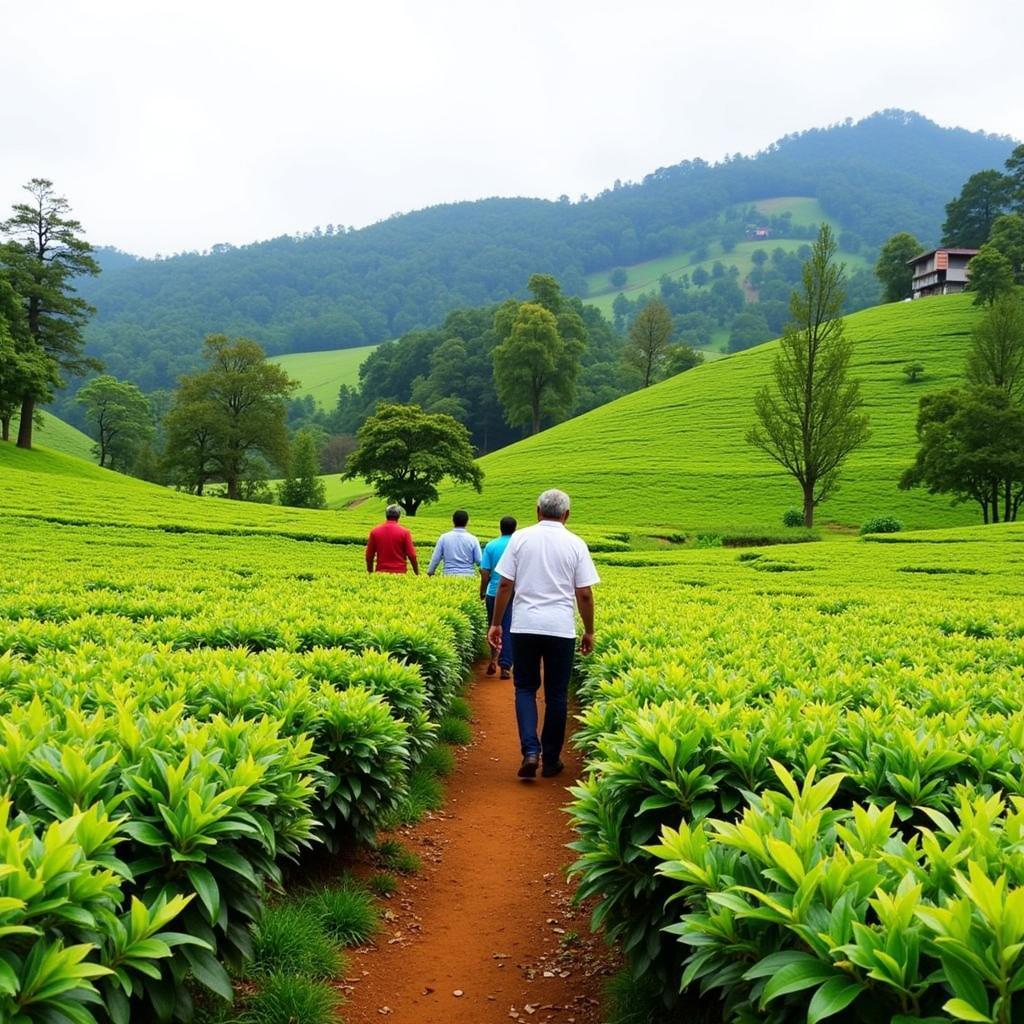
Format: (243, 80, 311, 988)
(75, 110, 1013, 396)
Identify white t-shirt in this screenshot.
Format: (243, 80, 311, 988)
(494, 520, 600, 639)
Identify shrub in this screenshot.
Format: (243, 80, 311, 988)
(859, 515, 902, 535)
(300, 882, 378, 946)
(781, 508, 804, 527)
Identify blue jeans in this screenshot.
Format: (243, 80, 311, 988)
(485, 594, 513, 669)
(511, 633, 575, 763)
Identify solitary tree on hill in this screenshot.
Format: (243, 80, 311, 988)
(746, 224, 870, 527)
(875, 232, 924, 302)
(624, 299, 673, 387)
(0, 178, 100, 449)
(0, 279, 59, 442)
(343, 403, 482, 515)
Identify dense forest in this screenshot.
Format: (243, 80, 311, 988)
(66, 110, 1013, 410)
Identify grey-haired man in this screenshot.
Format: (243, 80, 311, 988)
(488, 489, 599, 779)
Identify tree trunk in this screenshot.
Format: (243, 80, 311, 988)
(1, 415, 9, 441)
(1006, 479, 1013, 524)
(531, 408, 541, 435)
(16, 396, 34, 449)
(226, 475, 240, 500)
(802, 484, 815, 527)
(991, 483, 1000, 523)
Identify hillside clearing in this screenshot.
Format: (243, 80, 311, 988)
(275, 343, 379, 408)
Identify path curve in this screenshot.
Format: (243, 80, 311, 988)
(341, 664, 615, 1023)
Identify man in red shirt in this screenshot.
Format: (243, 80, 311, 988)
(365, 505, 419, 575)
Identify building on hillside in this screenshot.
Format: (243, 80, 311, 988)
(907, 247, 978, 299)
(745, 225, 771, 240)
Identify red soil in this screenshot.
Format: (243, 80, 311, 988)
(340, 665, 617, 1024)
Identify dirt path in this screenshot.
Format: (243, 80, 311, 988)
(341, 664, 616, 1024)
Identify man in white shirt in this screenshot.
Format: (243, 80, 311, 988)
(488, 489, 599, 779)
(427, 509, 483, 577)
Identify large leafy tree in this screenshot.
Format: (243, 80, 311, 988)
(875, 232, 924, 302)
(343, 402, 482, 515)
(0, 179, 100, 448)
(163, 335, 295, 499)
(966, 291, 1024, 399)
(492, 274, 587, 435)
(901, 387, 1024, 523)
(985, 214, 1024, 280)
(746, 224, 871, 526)
(624, 299, 674, 387)
(75, 374, 153, 470)
(967, 247, 1016, 306)
(1006, 143, 1024, 213)
(941, 170, 1014, 249)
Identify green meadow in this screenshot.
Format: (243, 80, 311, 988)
(274, 343, 379, 408)
(8, 408, 96, 462)
(441, 295, 980, 530)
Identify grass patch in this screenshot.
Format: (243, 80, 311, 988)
(447, 695, 472, 721)
(249, 905, 343, 979)
(437, 714, 472, 745)
(300, 881, 379, 946)
(367, 872, 399, 897)
(377, 839, 422, 875)
(241, 973, 342, 1024)
(420, 742, 456, 778)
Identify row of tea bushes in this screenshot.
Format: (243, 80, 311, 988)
(0, 524, 486, 1022)
(568, 547, 1024, 1024)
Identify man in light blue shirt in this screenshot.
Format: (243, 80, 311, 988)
(479, 516, 516, 678)
(427, 509, 482, 577)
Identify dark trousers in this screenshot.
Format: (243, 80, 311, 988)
(485, 594, 513, 669)
(511, 633, 575, 763)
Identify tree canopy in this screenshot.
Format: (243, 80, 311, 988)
(163, 335, 295, 499)
(623, 299, 674, 387)
(901, 386, 1024, 523)
(76, 374, 152, 470)
(0, 178, 99, 447)
(343, 403, 483, 515)
(875, 232, 924, 302)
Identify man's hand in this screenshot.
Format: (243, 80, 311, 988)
(579, 632, 595, 656)
(487, 625, 503, 653)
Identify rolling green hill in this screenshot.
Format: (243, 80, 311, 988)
(9, 410, 97, 462)
(275, 344, 379, 408)
(439, 295, 982, 531)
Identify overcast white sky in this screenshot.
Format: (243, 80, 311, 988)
(3, 0, 1021, 256)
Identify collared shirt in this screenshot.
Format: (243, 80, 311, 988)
(495, 520, 600, 638)
(428, 527, 482, 576)
(366, 521, 417, 573)
(480, 534, 513, 597)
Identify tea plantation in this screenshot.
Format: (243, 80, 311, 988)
(3, 289, 1023, 1023)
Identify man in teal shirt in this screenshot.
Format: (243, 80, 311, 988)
(479, 516, 516, 678)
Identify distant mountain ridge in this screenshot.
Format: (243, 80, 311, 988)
(74, 110, 1014, 398)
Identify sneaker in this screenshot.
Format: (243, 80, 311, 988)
(517, 754, 539, 779)
(486, 661, 497, 676)
(541, 760, 565, 778)
(500, 668, 511, 680)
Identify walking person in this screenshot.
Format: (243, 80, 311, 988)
(365, 504, 419, 575)
(479, 516, 517, 678)
(488, 489, 599, 779)
(427, 510, 482, 577)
